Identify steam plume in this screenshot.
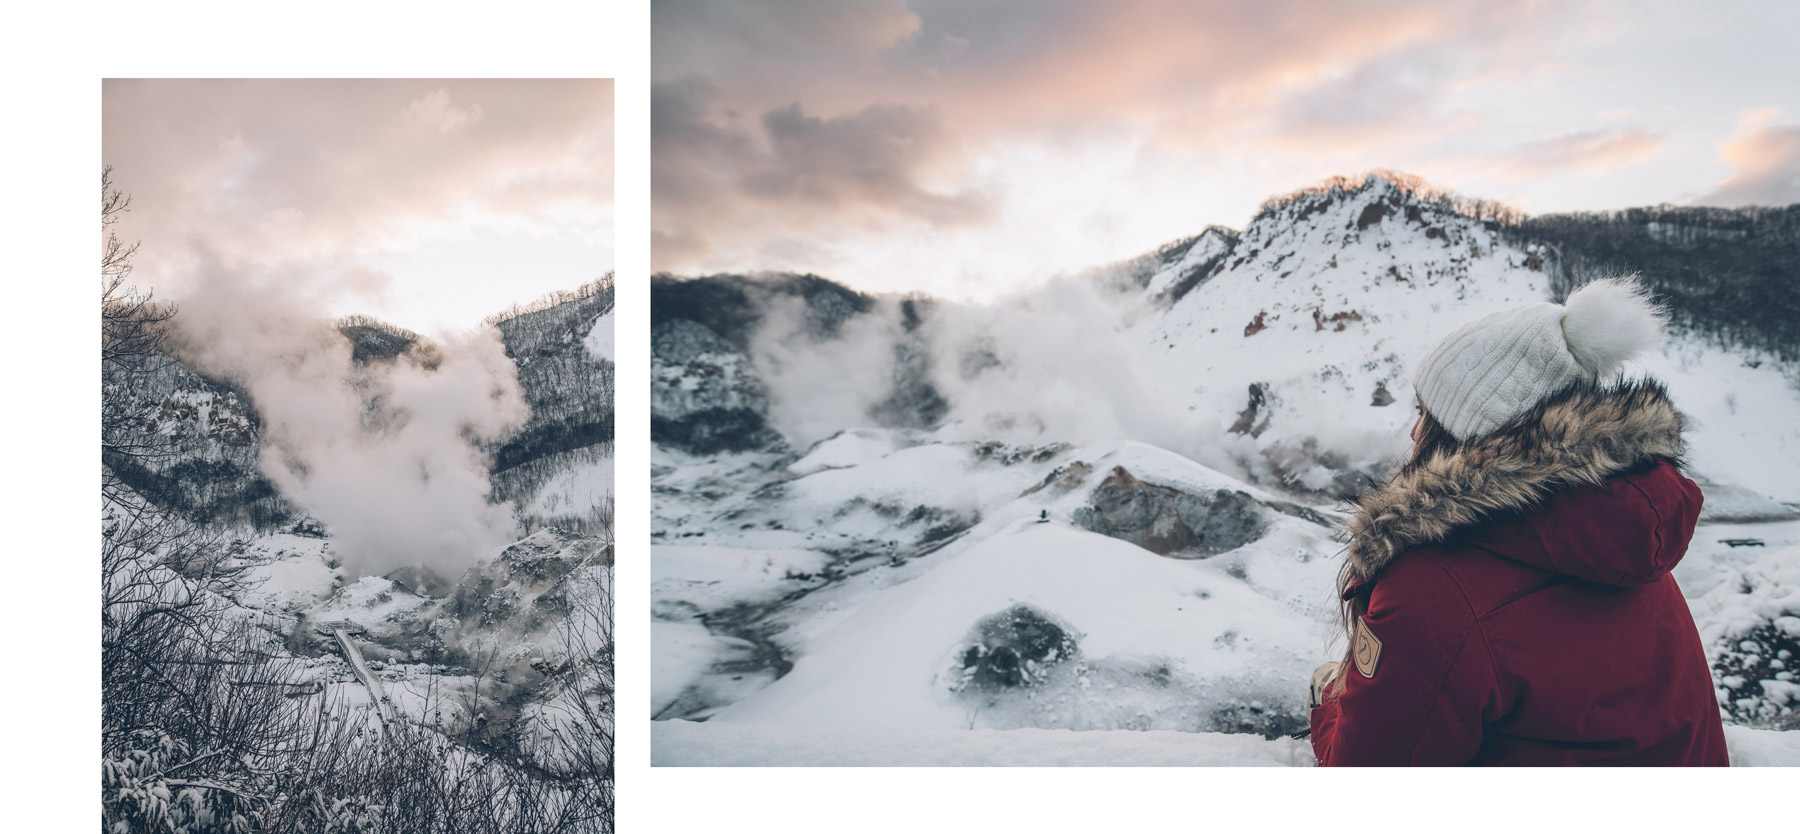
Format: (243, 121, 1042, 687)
(168, 257, 529, 577)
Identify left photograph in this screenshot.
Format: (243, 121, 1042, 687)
(101, 80, 615, 832)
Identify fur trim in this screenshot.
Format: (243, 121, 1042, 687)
(1343, 379, 1685, 583)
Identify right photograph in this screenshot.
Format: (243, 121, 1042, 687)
(648, 1, 1800, 766)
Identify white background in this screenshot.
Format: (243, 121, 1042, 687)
(2, 1, 1779, 830)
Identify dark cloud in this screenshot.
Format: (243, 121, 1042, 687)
(746, 103, 991, 224)
(652, 81, 993, 273)
(655, 0, 920, 82)
(1697, 110, 1800, 207)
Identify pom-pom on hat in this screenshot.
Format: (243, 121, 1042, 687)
(1412, 277, 1668, 441)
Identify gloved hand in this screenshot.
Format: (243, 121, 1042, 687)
(1309, 661, 1344, 709)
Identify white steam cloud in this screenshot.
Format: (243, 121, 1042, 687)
(749, 279, 1225, 464)
(169, 258, 529, 578)
(919, 279, 1212, 455)
(750, 294, 905, 447)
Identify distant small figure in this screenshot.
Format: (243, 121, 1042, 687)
(1036, 510, 1050, 524)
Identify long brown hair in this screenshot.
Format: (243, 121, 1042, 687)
(1330, 403, 1463, 682)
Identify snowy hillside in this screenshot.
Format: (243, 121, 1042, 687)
(650, 173, 1800, 765)
(101, 352, 295, 527)
(489, 279, 618, 536)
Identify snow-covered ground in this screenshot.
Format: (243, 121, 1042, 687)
(652, 720, 1800, 767)
(651, 176, 1800, 765)
(653, 721, 1316, 766)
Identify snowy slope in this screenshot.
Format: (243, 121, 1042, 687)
(708, 520, 1329, 732)
(1129, 176, 1550, 494)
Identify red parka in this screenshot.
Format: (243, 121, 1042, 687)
(1312, 383, 1729, 766)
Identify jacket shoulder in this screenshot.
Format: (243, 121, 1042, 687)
(1379, 543, 1551, 620)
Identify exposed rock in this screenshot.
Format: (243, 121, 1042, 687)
(1228, 382, 1273, 438)
(443, 528, 605, 637)
(1312, 307, 1365, 332)
(1021, 460, 1095, 497)
(1071, 466, 1268, 556)
(1354, 201, 1389, 231)
(1713, 621, 1800, 730)
(1243, 310, 1270, 337)
(1260, 437, 1384, 501)
(1263, 500, 1337, 528)
(948, 604, 1079, 693)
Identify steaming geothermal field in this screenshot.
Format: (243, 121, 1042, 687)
(106, 280, 617, 787)
(648, 175, 1800, 765)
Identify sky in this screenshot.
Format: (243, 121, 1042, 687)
(103, 79, 613, 333)
(652, 0, 1800, 299)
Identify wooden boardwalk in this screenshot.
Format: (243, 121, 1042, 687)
(331, 627, 398, 730)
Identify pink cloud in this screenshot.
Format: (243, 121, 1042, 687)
(1697, 109, 1800, 207)
(104, 79, 612, 294)
(1489, 129, 1668, 180)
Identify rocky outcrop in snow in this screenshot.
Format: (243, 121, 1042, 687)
(651, 318, 783, 453)
(1072, 466, 1268, 556)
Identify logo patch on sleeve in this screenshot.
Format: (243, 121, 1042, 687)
(1353, 617, 1383, 678)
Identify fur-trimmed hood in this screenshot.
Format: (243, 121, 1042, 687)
(1344, 379, 1694, 585)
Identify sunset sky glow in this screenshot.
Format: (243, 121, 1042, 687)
(103, 79, 614, 333)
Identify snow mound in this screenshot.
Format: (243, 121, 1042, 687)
(709, 521, 1328, 733)
(788, 428, 910, 476)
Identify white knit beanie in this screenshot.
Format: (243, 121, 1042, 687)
(1412, 277, 1668, 441)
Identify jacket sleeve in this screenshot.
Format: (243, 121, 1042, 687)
(1310, 558, 1503, 766)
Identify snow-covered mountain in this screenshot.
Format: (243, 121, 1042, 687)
(650, 174, 1800, 765)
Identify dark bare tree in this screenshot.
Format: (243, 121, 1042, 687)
(101, 166, 183, 477)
